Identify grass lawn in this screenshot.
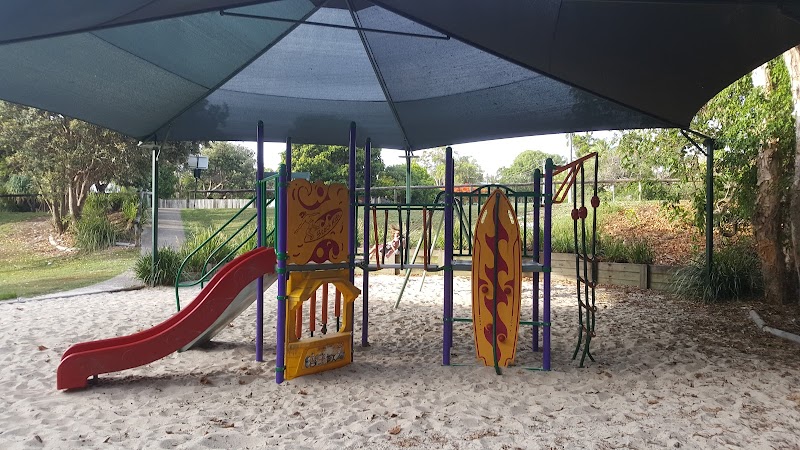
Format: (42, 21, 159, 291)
(0, 210, 44, 226)
(0, 211, 139, 300)
(181, 207, 265, 240)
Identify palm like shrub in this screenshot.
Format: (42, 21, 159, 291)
(134, 247, 183, 286)
(673, 240, 762, 303)
(75, 215, 117, 251)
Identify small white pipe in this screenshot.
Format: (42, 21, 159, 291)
(748, 309, 766, 330)
(749, 309, 800, 346)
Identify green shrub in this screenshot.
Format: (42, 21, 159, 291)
(625, 239, 655, 265)
(231, 228, 257, 257)
(598, 236, 628, 262)
(121, 198, 139, 228)
(84, 192, 138, 217)
(135, 247, 183, 286)
(82, 194, 111, 218)
(179, 227, 237, 278)
(107, 192, 127, 212)
(597, 236, 654, 264)
(5, 174, 32, 195)
(530, 211, 579, 254)
(550, 233, 576, 254)
(261, 222, 276, 249)
(75, 214, 117, 251)
(673, 240, 762, 303)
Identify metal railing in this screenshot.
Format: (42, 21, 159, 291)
(174, 174, 279, 311)
(435, 184, 540, 258)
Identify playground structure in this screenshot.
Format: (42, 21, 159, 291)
(56, 121, 599, 389)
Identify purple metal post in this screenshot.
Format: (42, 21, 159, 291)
(543, 159, 554, 371)
(443, 146, 454, 365)
(275, 163, 288, 384)
(361, 138, 371, 347)
(282, 137, 291, 364)
(347, 122, 356, 361)
(348, 122, 356, 284)
(255, 121, 265, 362)
(532, 168, 541, 353)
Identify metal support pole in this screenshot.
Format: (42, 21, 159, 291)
(567, 133, 573, 203)
(533, 169, 541, 352)
(705, 138, 714, 284)
(362, 138, 371, 347)
(347, 122, 357, 361)
(443, 146, 454, 365)
(256, 121, 265, 362)
(275, 164, 288, 384)
(348, 123, 357, 284)
(151, 144, 159, 277)
(543, 159, 554, 371)
(405, 148, 412, 204)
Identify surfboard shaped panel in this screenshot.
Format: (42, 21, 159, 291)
(471, 189, 522, 367)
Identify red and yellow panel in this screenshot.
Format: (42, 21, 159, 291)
(286, 180, 349, 265)
(284, 270, 360, 380)
(471, 189, 522, 367)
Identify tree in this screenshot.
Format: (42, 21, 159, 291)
(571, 132, 597, 158)
(497, 150, 565, 184)
(0, 103, 135, 231)
(749, 62, 793, 305)
(693, 58, 795, 304)
(419, 147, 447, 185)
(613, 129, 703, 206)
(572, 132, 667, 183)
(565, 58, 797, 304)
(782, 45, 800, 301)
(455, 155, 484, 184)
(199, 142, 255, 193)
(377, 162, 436, 203)
(419, 147, 485, 185)
(131, 142, 199, 198)
(0, 101, 194, 231)
(624, 60, 795, 304)
(288, 144, 385, 186)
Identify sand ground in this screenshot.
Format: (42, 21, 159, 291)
(1, 274, 799, 449)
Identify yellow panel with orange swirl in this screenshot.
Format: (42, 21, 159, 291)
(471, 189, 522, 367)
(287, 180, 349, 265)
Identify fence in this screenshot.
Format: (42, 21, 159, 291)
(159, 198, 254, 209)
(359, 178, 689, 203)
(0, 194, 45, 212)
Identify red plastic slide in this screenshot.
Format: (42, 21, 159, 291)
(56, 247, 276, 390)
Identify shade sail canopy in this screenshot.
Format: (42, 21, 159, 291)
(0, 1, 799, 150)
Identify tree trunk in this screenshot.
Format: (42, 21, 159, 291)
(753, 137, 788, 304)
(68, 174, 91, 220)
(68, 183, 79, 220)
(752, 63, 789, 304)
(49, 200, 64, 234)
(783, 46, 800, 303)
(36, 177, 67, 234)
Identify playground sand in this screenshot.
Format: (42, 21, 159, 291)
(1, 275, 800, 449)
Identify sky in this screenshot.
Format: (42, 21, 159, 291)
(238, 133, 577, 177)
